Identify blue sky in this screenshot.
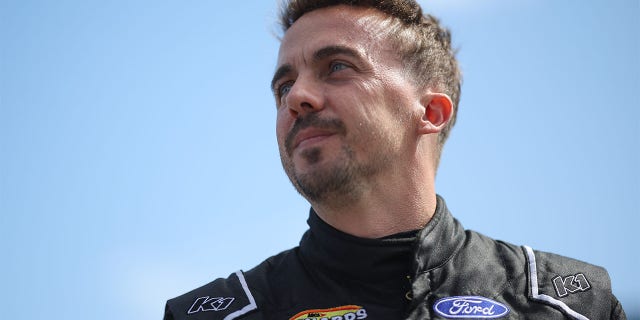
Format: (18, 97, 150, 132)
(1, 0, 638, 319)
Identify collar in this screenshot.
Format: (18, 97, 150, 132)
(298, 208, 417, 293)
(412, 195, 466, 275)
(297, 195, 465, 299)
(298, 195, 464, 279)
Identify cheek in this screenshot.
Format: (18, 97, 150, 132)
(275, 111, 291, 146)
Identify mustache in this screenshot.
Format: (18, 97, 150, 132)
(285, 113, 346, 155)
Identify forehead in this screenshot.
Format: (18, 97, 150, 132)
(277, 5, 392, 65)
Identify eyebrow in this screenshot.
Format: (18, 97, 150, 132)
(270, 45, 361, 93)
(271, 64, 292, 93)
(313, 45, 360, 61)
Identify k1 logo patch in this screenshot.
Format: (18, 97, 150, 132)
(433, 296, 509, 319)
(553, 273, 591, 297)
(187, 296, 235, 314)
(289, 305, 368, 320)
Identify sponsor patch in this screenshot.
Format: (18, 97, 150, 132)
(433, 296, 509, 319)
(187, 296, 235, 314)
(553, 273, 591, 297)
(289, 305, 368, 320)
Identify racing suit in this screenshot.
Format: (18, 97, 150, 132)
(164, 196, 626, 319)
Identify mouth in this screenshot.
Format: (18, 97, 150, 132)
(293, 129, 336, 150)
(284, 114, 347, 156)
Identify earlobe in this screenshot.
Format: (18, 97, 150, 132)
(419, 93, 453, 134)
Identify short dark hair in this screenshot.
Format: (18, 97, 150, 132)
(278, 0, 462, 162)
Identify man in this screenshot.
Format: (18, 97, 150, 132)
(164, 0, 626, 319)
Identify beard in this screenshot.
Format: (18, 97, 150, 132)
(292, 144, 359, 204)
(280, 113, 390, 206)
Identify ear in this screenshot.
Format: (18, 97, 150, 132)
(418, 92, 453, 134)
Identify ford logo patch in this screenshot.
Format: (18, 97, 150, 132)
(433, 296, 509, 319)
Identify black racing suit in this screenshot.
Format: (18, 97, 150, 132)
(164, 196, 626, 319)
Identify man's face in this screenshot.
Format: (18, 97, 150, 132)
(272, 5, 422, 204)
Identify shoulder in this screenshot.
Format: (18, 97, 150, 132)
(522, 245, 624, 319)
(163, 248, 299, 320)
(458, 231, 623, 318)
(164, 270, 259, 320)
(458, 231, 624, 319)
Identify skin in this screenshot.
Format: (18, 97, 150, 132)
(272, 5, 453, 238)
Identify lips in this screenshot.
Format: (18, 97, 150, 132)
(292, 128, 335, 150)
(284, 114, 347, 156)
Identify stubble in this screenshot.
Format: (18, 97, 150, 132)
(280, 113, 390, 207)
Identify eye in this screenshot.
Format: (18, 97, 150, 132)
(277, 81, 293, 98)
(329, 61, 349, 73)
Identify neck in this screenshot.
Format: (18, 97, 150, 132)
(310, 159, 437, 238)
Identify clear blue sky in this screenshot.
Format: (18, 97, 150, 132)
(1, 0, 638, 319)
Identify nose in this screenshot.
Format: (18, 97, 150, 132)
(284, 76, 323, 118)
